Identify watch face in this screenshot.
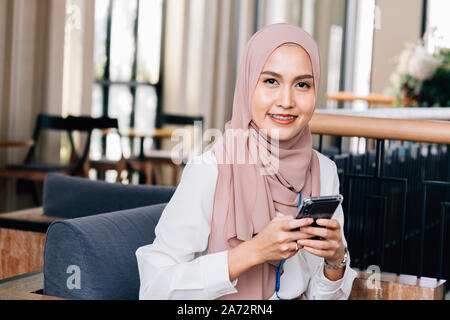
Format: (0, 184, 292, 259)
(342, 248, 348, 263)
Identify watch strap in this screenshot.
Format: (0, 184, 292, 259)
(324, 247, 348, 269)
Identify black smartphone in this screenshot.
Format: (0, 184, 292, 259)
(293, 195, 343, 239)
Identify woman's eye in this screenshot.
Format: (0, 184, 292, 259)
(263, 79, 311, 88)
(297, 82, 311, 88)
(264, 78, 278, 85)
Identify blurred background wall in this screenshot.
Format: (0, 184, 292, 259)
(371, 0, 423, 95)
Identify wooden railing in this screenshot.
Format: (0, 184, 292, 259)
(310, 113, 450, 144)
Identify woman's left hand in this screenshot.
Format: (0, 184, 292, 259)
(297, 219, 345, 265)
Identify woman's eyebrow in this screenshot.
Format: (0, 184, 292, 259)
(261, 70, 314, 81)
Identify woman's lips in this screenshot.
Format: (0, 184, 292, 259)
(267, 113, 298, 125)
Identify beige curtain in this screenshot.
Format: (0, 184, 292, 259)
(61, 0, 95, 162)
(162, 0, 257, 135)
(0, 0, 57, 210)
(0, 0, 94, 209)
(0, 0, 95, 166)
(0, 0, 51, 166)
(371, 0, 423, 94)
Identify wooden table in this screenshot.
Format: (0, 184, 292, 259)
(0, 207, 62, 232)
(0, 269, 444, 300)
(0, 141, 34, 213)
(102, 128, 174, 159)
(0, 140, 34, 148)
(349, 270, 446, 300)
(0, 207, 63, 279)
(326, 92, 395, 105)
(101, 128, 174, 139)
(0, 270, 64, 300)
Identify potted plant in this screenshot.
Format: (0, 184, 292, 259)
(390, 43, 450, 107)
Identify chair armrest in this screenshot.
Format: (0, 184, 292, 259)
(44, 203, 166, 299)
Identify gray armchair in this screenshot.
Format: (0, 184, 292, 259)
(44, 203, 167, 299)
(41, 173, 175, 299)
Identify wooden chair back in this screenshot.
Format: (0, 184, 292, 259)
(23, 114, 118, 175)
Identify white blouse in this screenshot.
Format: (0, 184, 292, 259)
(136, 149, 358, 300)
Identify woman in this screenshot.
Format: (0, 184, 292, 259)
(136, 23, 357, 300)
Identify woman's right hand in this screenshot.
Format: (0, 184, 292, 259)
(249, 216, 314, 264)
(228, 215, 313, 282)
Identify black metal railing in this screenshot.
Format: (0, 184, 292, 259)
(310, 114, 450, 289)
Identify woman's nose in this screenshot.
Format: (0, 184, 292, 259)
(277, 86, 294, 109)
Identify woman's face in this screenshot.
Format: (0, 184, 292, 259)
(250, 44, 316, 141)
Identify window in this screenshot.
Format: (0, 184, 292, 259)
(91, 0, 165, 161)
(425, 0, 450, 52)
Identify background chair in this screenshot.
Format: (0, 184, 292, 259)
(127, 113, 204, 186)
(87, 123, 128, 183)
(0, 114, 118, 205)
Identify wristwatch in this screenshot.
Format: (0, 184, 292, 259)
(324, 247, 348, 269)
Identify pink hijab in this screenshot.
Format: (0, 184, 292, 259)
(208, 23, 322, 300)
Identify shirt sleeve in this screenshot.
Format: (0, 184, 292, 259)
(136, 152, 238, 300)
(304, 160, 358, 300)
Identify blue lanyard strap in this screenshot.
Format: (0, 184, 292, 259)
(275, 191, 301, 300)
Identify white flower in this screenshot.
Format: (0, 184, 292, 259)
(390, 72, 401, 90)
(397, 46, 414, 74)
(408, 46, 439, 81)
